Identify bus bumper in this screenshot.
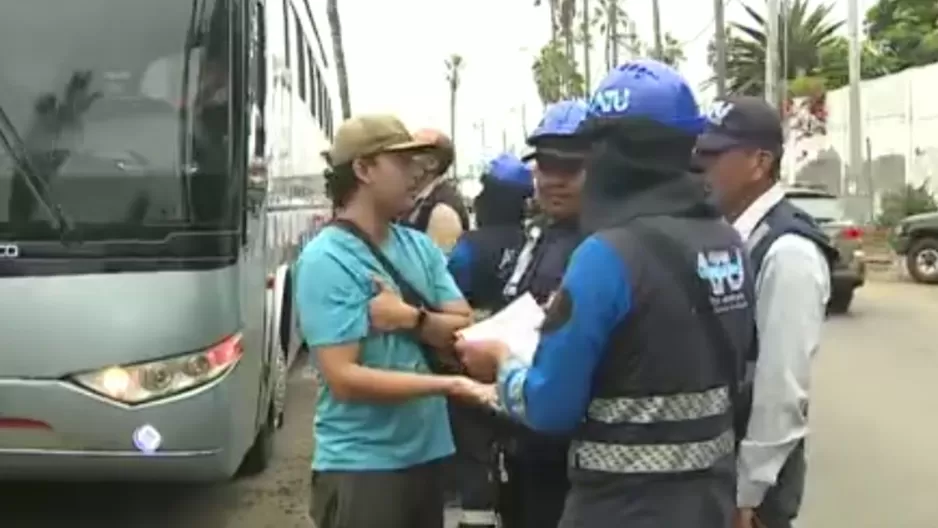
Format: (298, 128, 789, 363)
(0, 373, 252, 482)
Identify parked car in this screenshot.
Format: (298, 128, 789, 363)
(783, 187, 866, 314)
(890, 211, 938, 284)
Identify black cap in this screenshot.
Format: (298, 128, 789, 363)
(696, 96, 783, 154)
(520, 136, 590, 162)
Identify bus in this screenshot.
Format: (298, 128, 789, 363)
(0, 0, 337, 481)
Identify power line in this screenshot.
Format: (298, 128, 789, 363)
(678, 0, 734, 47)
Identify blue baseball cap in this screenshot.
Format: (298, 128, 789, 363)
(485, 153, 533, 193)
(523, 99, 590, 161)
(586, 58, 705, 135)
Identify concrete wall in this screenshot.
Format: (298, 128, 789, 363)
(784, 61, 938, 222)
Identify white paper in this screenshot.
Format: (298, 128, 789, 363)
(458, 293, 545, 364)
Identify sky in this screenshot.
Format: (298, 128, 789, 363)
(334, 0, 875, 170)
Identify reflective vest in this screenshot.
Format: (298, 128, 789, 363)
(564, 213, 756, 528)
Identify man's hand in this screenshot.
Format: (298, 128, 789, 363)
(454, 339, 511, 382)
(368, 277, 418, 332)
(735, 508, 756, 528)
(445, 376, 498, 407)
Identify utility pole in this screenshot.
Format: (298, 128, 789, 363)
(713, 0, 727, 98)
(582, 0, 591, 93)
(521, 104, 529, 138)
(847, 0, 865, 213)
(651, 0, 664, 60)
(765, 0, 780, 108)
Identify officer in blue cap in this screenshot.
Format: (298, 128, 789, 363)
(448, 99, 589, 528)
(457, 59, 757, 528)
(443, 153, 532, 528)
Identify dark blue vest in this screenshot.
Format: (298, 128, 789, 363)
(748, 199, 839, 275)
(458, 225, 526, 312)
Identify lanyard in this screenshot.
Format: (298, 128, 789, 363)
(502, 223, 542, 299)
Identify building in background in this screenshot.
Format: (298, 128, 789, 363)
(785, 61, 938, 222)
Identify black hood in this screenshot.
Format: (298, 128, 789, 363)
(578, 117, 719, 231)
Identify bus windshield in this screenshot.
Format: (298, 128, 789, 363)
(0, 0, 234, 242)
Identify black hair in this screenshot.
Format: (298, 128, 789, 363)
(580, 116, 696, 196)
(474, 175, 529, 227)
(324, 162, 361, 209)
(769, 151, 783, 181)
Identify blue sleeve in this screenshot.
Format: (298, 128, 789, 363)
(295, 249, 370, 348)
(420, 234, 465, 305)
(447, 236, 475, 296)
(497, 235, 632, 433)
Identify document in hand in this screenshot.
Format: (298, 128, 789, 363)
(457, 293, 545, 364)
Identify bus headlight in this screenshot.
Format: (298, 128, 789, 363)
(71, 334, 244, 405)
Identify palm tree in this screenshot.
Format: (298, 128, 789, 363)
(591, 0, 635, 71)
(326, 0, 351, 119)
(581, 0, 591, 92)
(444, 54, 464, 176)
(558, 0, 577, 57)
(719, 0, 843, 96)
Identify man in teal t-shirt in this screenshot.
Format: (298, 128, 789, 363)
(296, 114, 495, 528)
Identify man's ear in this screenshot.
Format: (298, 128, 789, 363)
(351, 157, 372, 185)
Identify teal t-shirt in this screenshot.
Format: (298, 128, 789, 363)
(296, 223, 461, 471)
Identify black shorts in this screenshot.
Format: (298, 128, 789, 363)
(310, 459, 445, 528)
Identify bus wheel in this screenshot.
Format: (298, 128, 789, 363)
(238, 407, 275, 477)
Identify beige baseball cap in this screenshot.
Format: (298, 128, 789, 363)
(326, 114, 433, 166)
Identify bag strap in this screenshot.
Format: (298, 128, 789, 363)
(331, 219, 435, 310)
(331, 219, 465, 375)
(627, 221, 745, 435)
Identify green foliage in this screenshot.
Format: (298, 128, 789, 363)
(865, 0, 938, 73)
(816, 36, 899, 88)
(876, 182, 938, 227)
(532, 40, 586, 105)
(788, 75, 826, 97)
(711, 0, 844, 95)
(660, 33, 686, 68)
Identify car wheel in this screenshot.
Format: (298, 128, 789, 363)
(906, 237, 938, 284)
(827, 287, 854, 315)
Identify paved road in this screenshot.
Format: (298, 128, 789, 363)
(3, 279, 936, 527)
(800, 279, 938, 528)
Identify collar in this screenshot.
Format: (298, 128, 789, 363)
(733, 183, 784, 241)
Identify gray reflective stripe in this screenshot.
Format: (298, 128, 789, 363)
(587, 386, 730, 424)
(571, 429, 735, 474)
(502, 225, 541, 298)
(459, 509, 499, 525)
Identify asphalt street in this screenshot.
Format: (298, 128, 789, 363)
(2, 277, 936, 528)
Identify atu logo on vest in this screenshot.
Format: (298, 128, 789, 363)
(696, 248, 747, 313)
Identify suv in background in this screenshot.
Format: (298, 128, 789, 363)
(891, 212, 938, 284)
(783, 187, 866, 314)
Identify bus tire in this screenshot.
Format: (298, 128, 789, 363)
(238, 403, 276, 477)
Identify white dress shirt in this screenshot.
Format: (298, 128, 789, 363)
(733, 184, 831, 508)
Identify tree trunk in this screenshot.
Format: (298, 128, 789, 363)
(549, 0, 558, 42)
(582, 0, 591, 93)
(449, 82, 457, 177)
(326, 0, 352, 119)
(610, 2, 619, 68)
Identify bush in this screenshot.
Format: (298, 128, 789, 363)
(876, 182, 938, 227)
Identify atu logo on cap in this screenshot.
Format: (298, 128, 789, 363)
(589, 87, 631, 116)
(706, 101, 734, 126)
